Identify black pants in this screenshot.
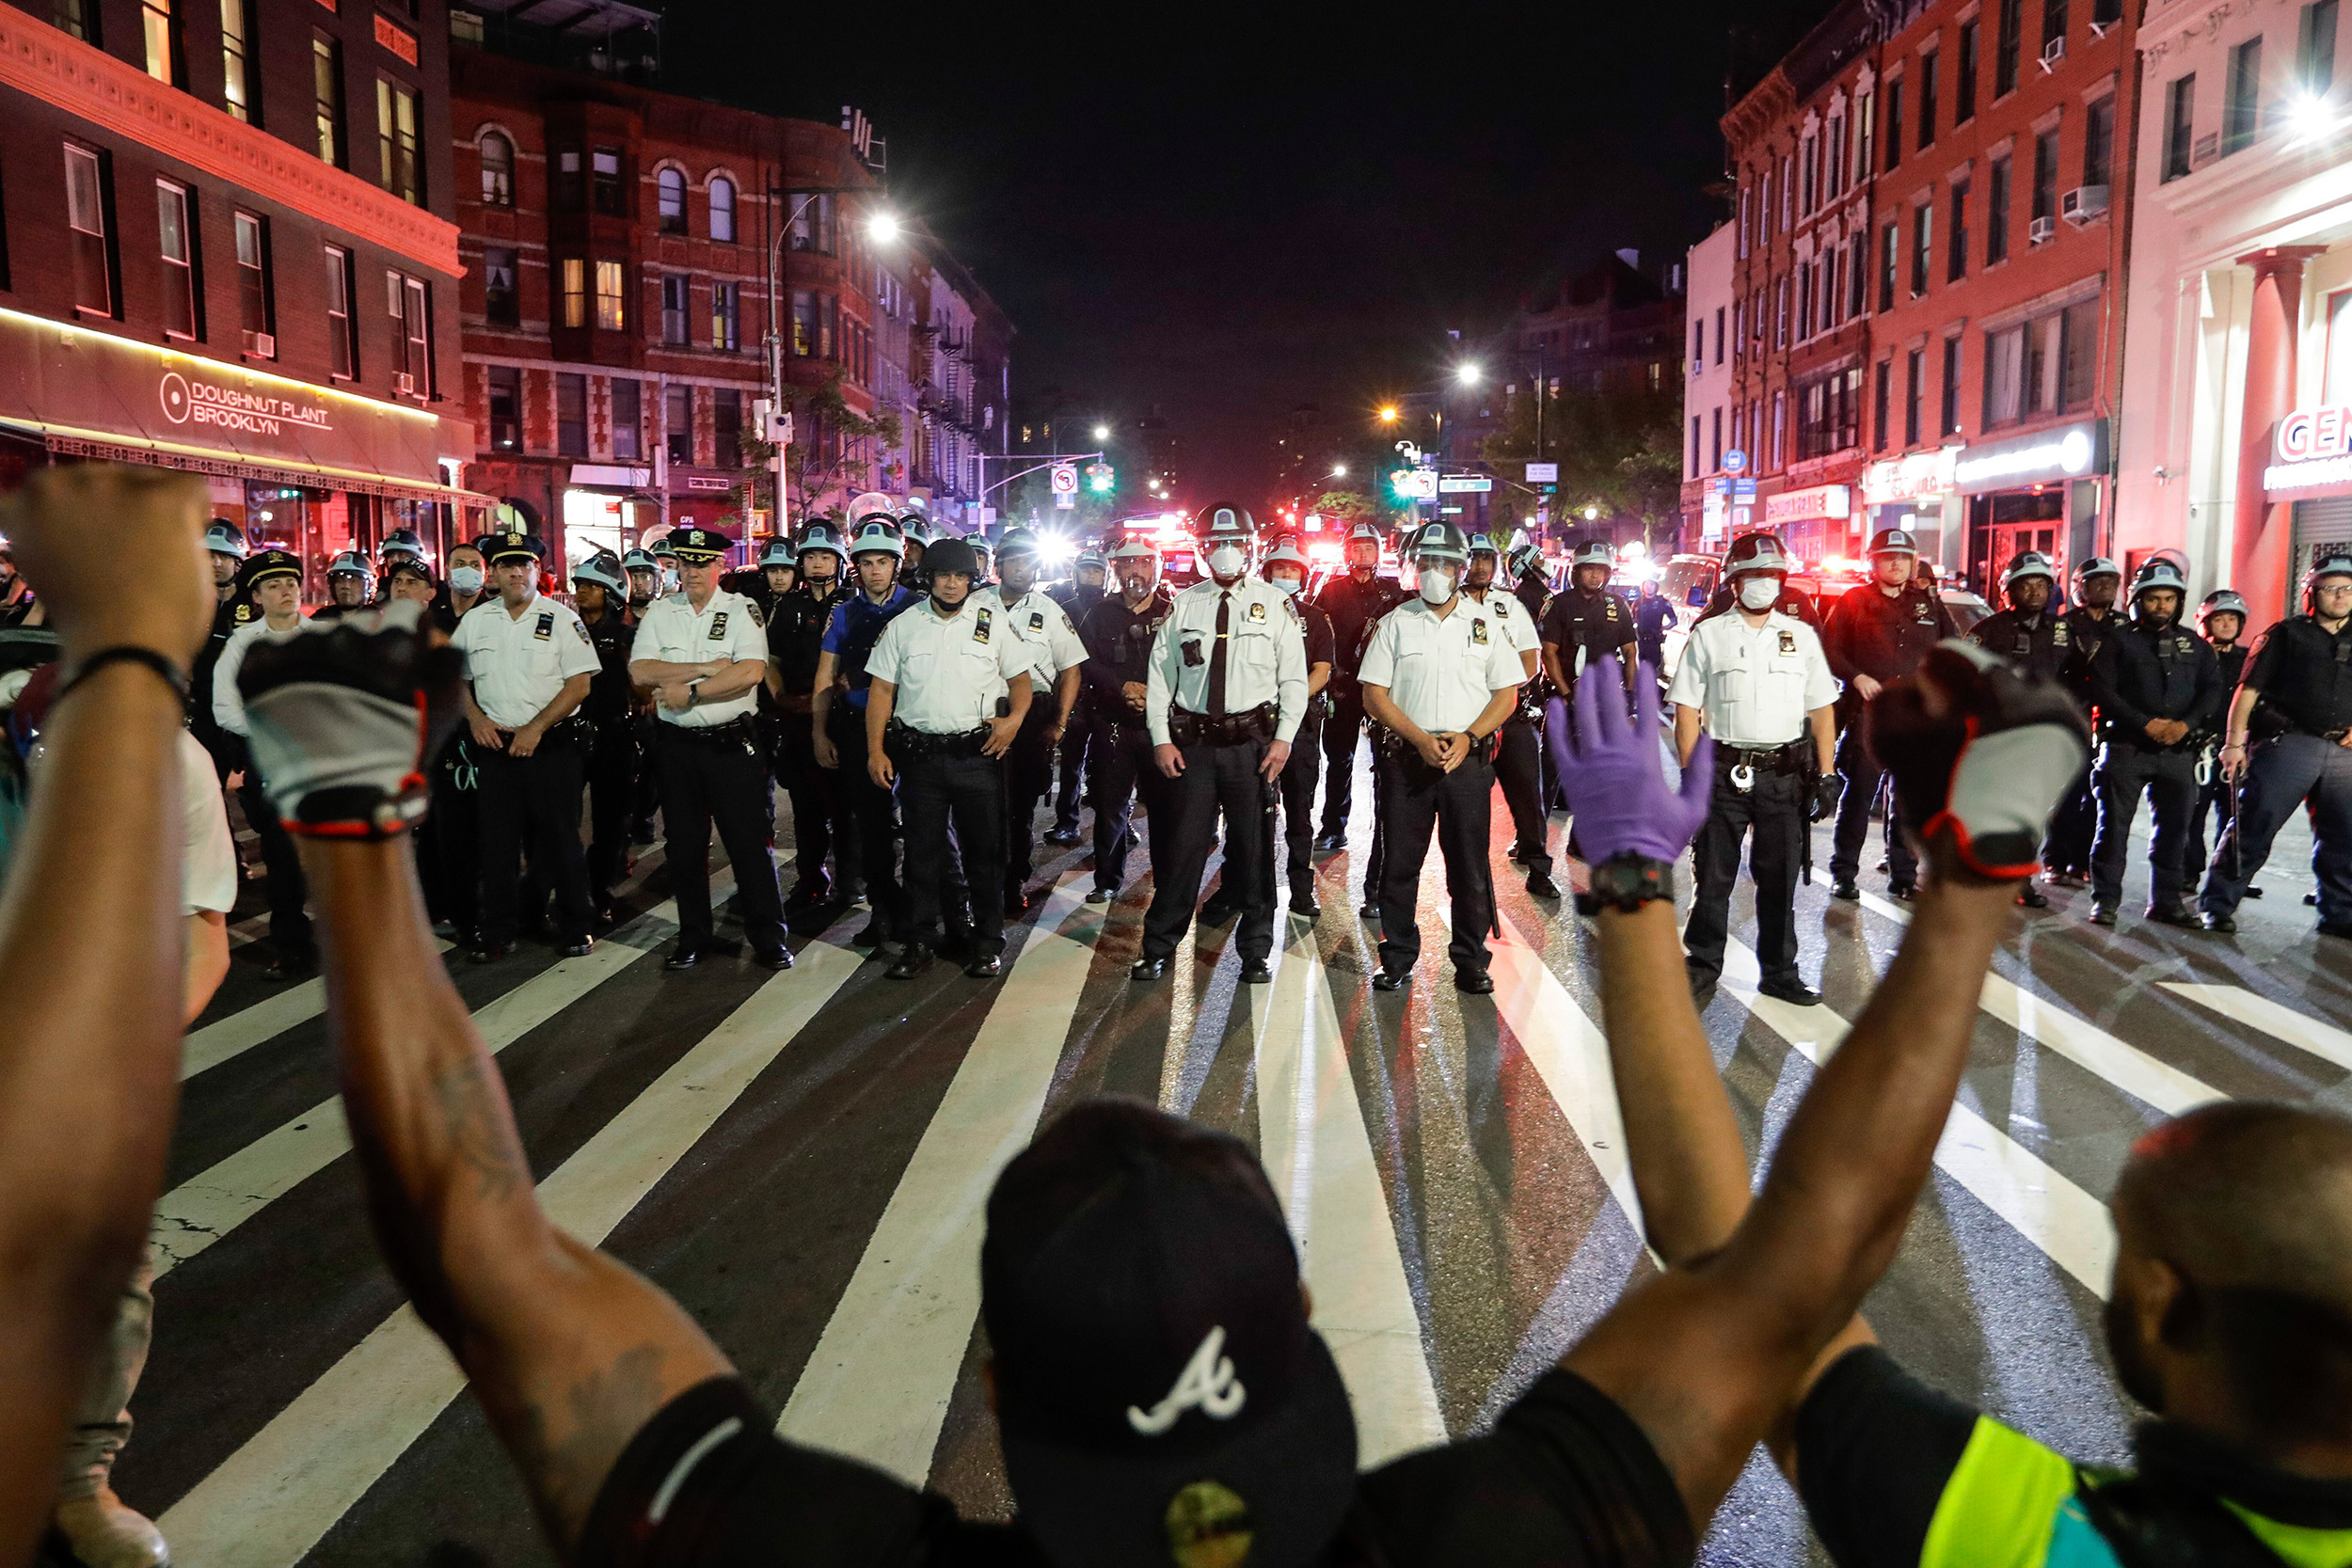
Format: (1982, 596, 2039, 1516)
(1318, 687, 1368, 836)
(235, 773, 312, 961)
(1003, 705, 1058, 898)
(418, 738, 480, 939)
(1685, 761, 1804, 988)
(1830, 721, 1916, 887)
(1090, 718, 1164, 893)
(1142, 738, 1277, 964)
(2045, 761, 2098, 875)
(477, 736, 594, 947)
(584, 721, 636, 900)
(2201, 732, 2352, 923)
(832, 709, 907, 938)
(1279, 711, 1325, 894)
(775, 718, 856, 903)
(2090, 743, 2199, 910)
(656, 725, 787, 954)
(629, 716, 661, 836)
(2184, 762, 2229, 885)
(1054, 698, 1092, 834)
(1495, 715, 1549, 870)
(1375, 751, 1496, 977)
(898, 746, 1008, 955)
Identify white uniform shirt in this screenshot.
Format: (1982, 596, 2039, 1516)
(630, 587, 769, 728)
(1359, 595, 1527, 733)
(179, 729, 236, 915)
(866, 595, 1032, 735)
(452, 591, 601, 730)
(1667, 609, 1838, 747)
(212, 612, 305, 737)
(1465, 586, 1542, 663)
(984, 586, 1089, 696)
(1145, 577, 1309, 746)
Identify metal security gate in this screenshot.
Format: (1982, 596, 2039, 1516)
(2293, 496, 2352, 612)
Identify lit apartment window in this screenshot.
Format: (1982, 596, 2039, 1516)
(2224, 37, 2264, 155)
(389, 271, 431, 393)
(325, 245, 356, 377)
(710, 280, 739, 349)
(559, 257, 585, 329)
(142, 0, 182, 87)
(658, 168, 686, 233)
(2165, 74, 2197, 180)
(312, 38, 344, 167)
(484, 245, 517, 326)
(234, 211, 271, 347)
(66, 146, 113, 316)
(791, 289, 818, 355)
(220, 0, 255, 122)
(660, 275, 688, 344)
(612, 378, 641, 461)
(595, 259, 624, 330)
(479, 132, 514, 206)
(156, 182, 197, 339)
(709, 178, 735, 242)
(377, 79, 421, 204)
(487, 364, 520, 451)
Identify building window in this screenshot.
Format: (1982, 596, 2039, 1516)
(325, 245, 356, 377)
(792, 289, 818, 356)
(2032, 127, 2060, 225)
(1798, 261, 1815, 341)
(1771, 388, 1786, 467)
(709, 178, 735, 242)
(1739, 183, 1751, 258)
(2165, 74, 2197, 181)
(2043, 0, 2070, 55)
(660, 275, 688, 345)
(1917, 50, 1939, 150)
(487, 364, 519, 451)
(2224, 37, 2264, 156)
(1958, 19, 1979, 124)
(1911, 201, 1932, 296)
(234, 211, 270, 343)
(665, 383, 691, 464)
(142, 0, 181, 86)
(390, 272, 431, 393)
(595, 259, 624, 331)
(556, 372, 586, 457)
(1691, 415, 1701, 476)
(713, 388, 740, 467)
(1988, 155, 2012, 263)
(1692, 319, 1704, 366)
(1905, 349, 1924, 446)
(53, 0, 98, 42)
(592, 149, 624, 215)
(1856, 88, 1875, 180)
(1710, 406, 1723, 470)
(657, 167, 686, 233)
(155, 182, 198, 340)
(2085, 97, 2115, 189)
(550, 148, 580, 209)
(1996, 0, 2023, 97)
(1797, 371, 1860, 460)
(1828, 115, 1845, 198)
(482, 245, 517, 326)
(788, 193, 834, 253)
(1714, 306, 1725, 364)
(377, 78, 421, 205)
(1781, 152, 1793, 228)
(1874, 359, 1892, 451)
(1948, 179, 1970, 282)
(612, 378, 641, 461)
(1879, 220, 1899, 310)
(1801, 135, 1819, 213)
(1884, 77, 1904, 170)
(1982, 299, 2099, 427)
(710, 279, 739, 349)
(220, 0, 255, 122)
(312, 37, 344, 167)
(559, 257, 585, 329)
(1941, 336, 1963, 435)
(1774, 275, 1788, 347)
(1848, 230, 1868, 316)
(479, 132, 513, 207)
(2301, 1, 2340, 95)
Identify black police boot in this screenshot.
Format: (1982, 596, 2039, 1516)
(1240, 958, 1274, 985)
(1086, 883, 1114, 905)
(2202, 911, 2237, 933)
(556, 937, 595, 959)
(2146, 902, 2200, 928)
(1289, 882, 1321, 919)
(1313, 830, 1345, 853)
(1200, 895, 1234, 925)
(467, 941, 515, 966)
(1831, 879, 1861, 901)
(1004, 888, 1033, 918)
(1358, 899, 1380, 921)
(1371, 967, 1409, 991)
(1886, 880, 1917, 900)
(964, 951, 1003, 979)
(662, 942, 702, 971)
(2317, 922, 2352, 941)
(886, 942, 934, 980)
(1525, 866, 1560, 900)
(1044, 826, 1082, 847)
(1130, 954, 1170, 981)
(1758, 975, 1823, 1006)
(2088, 903, 2118, 927)
(264, 952, 317, 983)
(753, 944, 794, 972)
(785, 879, 831, 913)
(1454, 969, 1496, 995)
(2015, 882, 2050, 910)
(851, 919, 891, 949)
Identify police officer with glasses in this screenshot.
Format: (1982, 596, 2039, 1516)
(628, 526, 789, 972)
(766, 519, 856, 913)
(1045, 546, 1109, 845)
(1360, 520, 1526, 994)
(1075, 537, 1174, 905)
(1466, 529, 1558, 898)
(1312, 519, 1406, 850)
(812, 518, 920, 946)
(1132, 506, 1308, 985)
(985, 529, 1088, 915)
(452, 531, 600, 963)
(863, 535, 1032, 980)
(1823, 526, 1956, 902)
(2201, 550, 2352, 938)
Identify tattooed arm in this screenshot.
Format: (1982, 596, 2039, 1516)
(299, 836, 731, 1556)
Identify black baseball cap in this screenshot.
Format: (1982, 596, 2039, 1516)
(983, 1099, 1358, 1568)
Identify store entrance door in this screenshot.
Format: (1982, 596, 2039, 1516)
(1967, 490, 2068, 600)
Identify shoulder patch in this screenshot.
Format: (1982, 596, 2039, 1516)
(745, 601, 765, 629)
(574, 619, 591, 643)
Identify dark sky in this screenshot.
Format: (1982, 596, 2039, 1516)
(659, 1, 1835, 506)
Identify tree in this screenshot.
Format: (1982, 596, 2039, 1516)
(1303, 489, 1378, 538)
(755, 368, 904, 525)
(1480, 383, 1683, 545)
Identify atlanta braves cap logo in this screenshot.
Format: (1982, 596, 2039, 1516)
(1127, 1326, 1246, 1435)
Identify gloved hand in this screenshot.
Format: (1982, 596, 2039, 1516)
(235, 601, 464, 838)
(1545, 660, 1711, 863)
(1809, 771, 1843, 824)
(1867, 639, 2089, 880)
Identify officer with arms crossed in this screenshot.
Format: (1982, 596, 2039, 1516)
(813, 518, 920, 946)
(1359, 520, 1526, 993)
(1260, 539, 1334, 917)
(1823, 526, 1955, 901)
(1466, 529, 1558, 899)
(1075, 537, 1174, 906)
(1965, 550, 2068, 906)
(984, 529, 1087, 914)
(1665, 532, 1839, 1005)
(627, 526, 788, 972)
(1312, 519, 1406, 850)
(1132, 506, 1307, 985)
(2201, 549, 2352, 938)
(2085, 559, 2221, 929)
(862, 535, 1032, 980)
(212, 546, 316, 980)
(2046, 556, 2125, 886)
(1045, 546, 1109, 845)
(766, 520, 856, 913)
(452, 532, 599, 962)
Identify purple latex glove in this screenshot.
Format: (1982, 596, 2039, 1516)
(1543, 663, 1713, 863)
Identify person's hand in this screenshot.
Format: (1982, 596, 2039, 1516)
(2219, 741, 2249, 779)
(509, 721, 543, 758)
(1434, 732, 1470, 773)
(982, 716, 1020, 757)
(1258, 738, 1290, 781)
(867, 748, 895, 789)
(1155, 742, 1184, 778)
(1851, 673, 1883, 702)
(657, 680, 695, 713)
(1544, 661, 1713, 863)
(1867, 640, 2090, 881)
(1045, 718, 1066, 746)
(814, 731, 840, 769)
(0, 465, 211, 671)
(226, 769, 246, 790)
(469, 712, 504, 750)
(1123, 681, 1149, 712)
(2146, 718, 2189, 746)
(1412, 732, 1448, 770)
(1809, 772, 1844, 823)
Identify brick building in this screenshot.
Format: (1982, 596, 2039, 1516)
(0, 0, 476, 597)
(906, 241, 1010, 531)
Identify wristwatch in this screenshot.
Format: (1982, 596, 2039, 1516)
(1574, 852, 1677, 916)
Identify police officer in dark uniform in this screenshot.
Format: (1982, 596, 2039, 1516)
(1466, 530, 1558, 898)
(1045, 546, 1109, 846)
(2201, 551, 2352, 937)
(898, 513, 932, 593)
(1312, 520, 1406, 850)
(2045, 556, 2124, 885)
(1508, 539, 1552, 624)
(2085, 559, 2222, 928)
(1537, 540, 1639, 709)
(1823, 526, 1956, 900)
(377, 526, 426, 589)
(756, 536, 799, 610)
(1633, 578, 1677, 673)
(765, 520, 856, 912)
(572, 550, 639, 925)
(1076, 538, 1176, 904)
(1260, 540, 1334, 917)
(1964, 550, 2068, 906)
(2182, 588, 2251, 882)
(622, 546, 660, 616)
(189, 521, 253, 790)
(813, 518, 920, 947)
(311, 550, 373, 621)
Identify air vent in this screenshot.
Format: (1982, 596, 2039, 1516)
(242, 329, 275, 357)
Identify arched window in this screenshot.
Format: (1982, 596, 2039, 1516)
(479, 131, 514, 207)
(658, 167, 686, 234)
(708, 177, 736, 242)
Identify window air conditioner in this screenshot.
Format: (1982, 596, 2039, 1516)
(394, 372, 417, 395)
(242, 329, 275, 356)
(2040, 36, 2067, 71)
(2061, 185, 2110, 224)
(2028, 215, 2058, 245)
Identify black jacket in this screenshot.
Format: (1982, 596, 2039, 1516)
(2090, 617, 2224, 748)
(1539, 588, 1638, 679)
(1314, 572, 1406, 681)
(2057, 606, 2122, 709)
(2241, 615, 2352, 738)
(579, 610, 638, 725)
(1965, 607, 2071, 684)
(1824, 583, 1954, 687)
(766, 583, 852, 699)
(1077, 590, 1174, 715)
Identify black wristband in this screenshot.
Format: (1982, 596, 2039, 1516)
(1574, 852, 1676, 916)
(57, 645, 190, 706)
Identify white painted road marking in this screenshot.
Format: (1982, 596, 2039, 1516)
(2160, 982, 2352, 1074)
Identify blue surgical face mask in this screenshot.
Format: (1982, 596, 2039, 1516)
(450, 564, 485, 595)
(1272, 573, 1304, 597)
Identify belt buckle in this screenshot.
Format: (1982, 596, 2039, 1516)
(1730, 761, 1756, 793)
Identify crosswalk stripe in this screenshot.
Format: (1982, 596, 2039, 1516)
(2159, 983, 2352, 1074)
(1854, 890, 2222, 1117)
(1722, 939, 2117, 1297)
(1254, 928, 1447, 1465)
(181, 941, 453, 1083)
(1486, 912, 1645, 1229)
(778, 879, 1102, 1485)
(155, 930, 866, 1568)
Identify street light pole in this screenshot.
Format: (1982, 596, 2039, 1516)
(763, 182, 878, 531)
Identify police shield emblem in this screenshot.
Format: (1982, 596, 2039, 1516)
(534, 612, 554, 641)
(974, 607, 992, 643)
(1779, 629, 1796, 655)
(2054, 622, 2070, 647)
(707, 611, 729, 641)
(1248, 601, 1266, 624)
(1471, 618, 1489, 645)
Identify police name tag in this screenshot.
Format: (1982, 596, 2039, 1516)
(1779, 629, 1797, 654)
(707, 612, 729, 641)
(1471, 618, 1489, 645)
(534, 612, 554, 641)
(974, 608, 993, 643)
(1029, 611, 1045, 631)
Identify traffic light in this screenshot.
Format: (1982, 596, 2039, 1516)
(1087, 462, 1114, 493)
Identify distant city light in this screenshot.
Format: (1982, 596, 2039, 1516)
(1331, 463, 1348, 477)
(1377, 405, 1400, 423)
(1583, 506, 1600, 521)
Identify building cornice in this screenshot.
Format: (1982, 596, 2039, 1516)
(0, 8, 462, 277)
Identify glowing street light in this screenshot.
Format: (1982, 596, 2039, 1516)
(1377, 405, 1400, 423)
(2289, 91, 2343, 142)
(1331, 463, 1348, 478)
(867, 210, 901, 244)
(1583, 505, 1600, 521)
(1092, 423, 1111, 441)
(1456, 363, 1483, 387)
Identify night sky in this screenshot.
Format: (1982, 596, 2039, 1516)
(660, 1, 1836, 506)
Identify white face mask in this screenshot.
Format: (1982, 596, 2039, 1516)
(449, 564, 485, 595)
(1738, 577, 1780, 611)
(1271, 573, 1304, 597)
(1206, 544, 1246, 580)
(1418, 566, 1457, 606)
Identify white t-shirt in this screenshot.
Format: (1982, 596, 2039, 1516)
(1359, 596, 1527, 734)
(631, 589, 770, 727)
(180, 729, 236, 916)
(866, 596, 1032, 734)
(452, 591, 601, 730)
(1667, 610, 1839, 747)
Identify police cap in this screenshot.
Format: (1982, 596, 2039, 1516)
(573, 550, 628, 594)
(386, 557, 435, 588)
(2132, 558, 2189, 596)
(1074, 546, 1107, 572)
(1867, 527, 1920, 557)
(848, 519, 905, 562)
(485, 531, 544, 564)
(380, 527, 425, 559)
(1262, 539, 1310, 576)
(242, 548, 302, 587)
(759, 536, 799, 568)
(663, 526, 732, 562)
(1465, 531, 1500, 556)
(2198, 588, 2249, 626)
(620, 547, 660, 573)
(203, 521, 250, 561)
(1724, 532, 1793, 578)
(2003, 551, 2057, 587)
(1570, 540, 1614, 569)
(2310, 549, 2352, 587)
(926, 536, 980, 581)
(1407, 520, 1470, 564)
(326, 550, 370, 578)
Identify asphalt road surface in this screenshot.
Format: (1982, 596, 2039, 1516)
(78, 748, 2352, 1568)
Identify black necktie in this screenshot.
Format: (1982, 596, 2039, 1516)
(1207, 592, 1231, 715)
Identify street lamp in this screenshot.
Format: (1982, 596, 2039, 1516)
(1377, 404, 1400, 423)
(1092, 423, 1111, 441)
(1331, 463, 1347, 478)
(764, 191, 901, 526)
(1455, 363, 1483, 387)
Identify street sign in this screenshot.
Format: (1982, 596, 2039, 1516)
(1391, 469, 1439, 499)
(1724, 449, 1748, 474)
(1438, 474, 1493, 493)
(1733, 478, 1756, 498)
(1536, 483, 1557, 496)
(1525, 461, 1559, 483)
(1055, 490, 1075, 510)
(1049, 464, 1079, 495)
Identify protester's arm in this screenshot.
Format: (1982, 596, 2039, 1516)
(185, 911, 230, 1024)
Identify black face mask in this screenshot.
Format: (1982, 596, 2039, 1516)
(930, 591, 963, 614)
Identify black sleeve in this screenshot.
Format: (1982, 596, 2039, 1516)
(580, 1377, 952, 1568)
(2240, 625, 2284, 694)
(2090, 635, 2149, 733)
(2185, 642, 2225, 733)
(1536, 598, 1564, 646)
(1821, 594, 1860, 682)
(1794, 1347, 1981, 1568)
(1307, 607, 1337, 668)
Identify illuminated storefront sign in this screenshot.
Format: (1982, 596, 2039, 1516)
(1763, 483, 1851, 524)
(2265, 404, 2352, 495)
(1859, 447, 1958, 506)
(1950, 420, 2106, 495)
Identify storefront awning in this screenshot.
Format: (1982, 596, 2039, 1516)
(2, 420, 491, 509)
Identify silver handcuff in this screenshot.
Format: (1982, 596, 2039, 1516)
(1730, 761, 1756, 793)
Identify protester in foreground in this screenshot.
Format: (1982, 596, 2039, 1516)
(0, 466, 211, 1568)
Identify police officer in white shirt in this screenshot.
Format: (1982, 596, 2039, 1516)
(986, 528, 1088, 915)
(864, 535, 1034, 980)
(452, 531, 601, 963)
(626, 525, 788, 972)
(1464, 530, 1557, 899)
(1667, 531, 1841, 1005)
(213, 546, 315, 979)
(1132, 504, 1309, 986)
(1359, 520, 1527, 993)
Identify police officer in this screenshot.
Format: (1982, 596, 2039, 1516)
(987, 529, 1088, 913)
(1046, 546, 1110, 844)
(967, 535, 995, 590)
(898, 513, 932, 592)
(212, 547, 315, 979)
(311, 550, 373, 621)
(628, 525, 789, 971)
(1313, 519, 1406, 849)
(190, 521, 252, 786)
(1259, 540, 1334, 917)
(622, 546, 660, 616)
(1359, 520, 1526, 993)
(1508, 537, 1552, 623)
(1964, 550, 2069, 907)
(452, 532, 600, 962)
(572, 549, 639, 925)
(1632, 577, 1677, 673)
(1538, 539, 1638, 703)
(1667, 532, 1840, 1004)
(2085, 559, 2222, 928)
(813, 517, 921, 946)
(756, 536, 799, 609)
(379, 526, 426, 577)
(1466, 530, 1558, 898)
(1823, 526, 1956, 900)
(1076, 538, 1175, 905)
(652, 537, 683, 598)
(864, 535, 1033, 979)
(766, 519, 856, 912)
(2184, 588, 2251, 882)
(2046, 556, 2124, 885)
(1131, 505, 1308, 985)
(2201, 551, 2352, 937)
